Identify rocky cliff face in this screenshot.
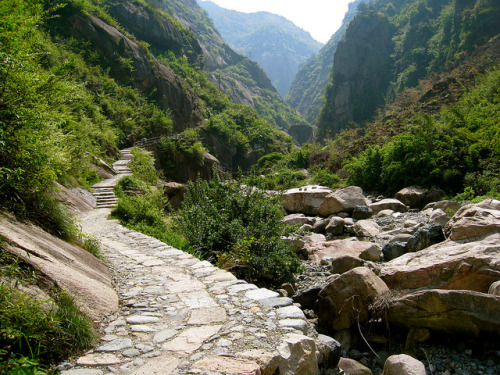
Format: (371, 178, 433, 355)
(316, 11, 394, 138)
(286, 0, 367, 124)
(53, 5, 203, 132)
(107, 1, 203, 66)
(149, 0, 307, 130)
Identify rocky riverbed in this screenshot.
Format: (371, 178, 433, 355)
(278, 185, 500, 375)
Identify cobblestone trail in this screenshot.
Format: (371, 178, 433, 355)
(62, 150, 316, 375)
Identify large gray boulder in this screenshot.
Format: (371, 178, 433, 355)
(388, 289, 500, 337)
(380, 233, 500, 292)
(316, 267, 390, 331)
(444, 199, 500, 241)
(280, 185, 332, 215)
(308, 239, 379, 265)
(318, 186, 369, 216)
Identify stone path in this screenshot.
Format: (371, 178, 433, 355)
(90, 148, 132, 208)
(62, 150, 318, 375)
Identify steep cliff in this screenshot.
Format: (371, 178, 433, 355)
(51, 3, 203, 132)
(316, 10, 394, 139)
(286, 0, 366, 124)
(316, 0, 500, 139)
(148, 0, 308, 130)
(198, 1, 323, 97)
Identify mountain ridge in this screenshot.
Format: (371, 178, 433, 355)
(198, 0, 323, 97)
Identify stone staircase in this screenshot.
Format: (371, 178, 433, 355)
(90, 148, 133, 209)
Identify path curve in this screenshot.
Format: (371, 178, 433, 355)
(62, 149, 319, 375)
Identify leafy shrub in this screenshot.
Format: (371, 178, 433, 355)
(310, 168, 341, 188)
(175, 175, 302, 285)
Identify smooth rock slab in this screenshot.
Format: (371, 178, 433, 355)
(133, 354, 183, 375)
(76, 353, 121, 366)
(245, 288, 280, 301)
(162, 325, 222, 354)
(279, 319, 309, 333)
(96, 338, 132, 352)
(130, 325, 156, 332)
(126, 315, 160, 324)
(191, 356, 261, 374)
(153, 329, 178, 344)
(260, 297, 293, 308)
(276, 305, 306, 320)
(187, 307, 227, 325)
(61, 370, 103, 375)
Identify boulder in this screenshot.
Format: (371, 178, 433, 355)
(164, 182, 186, 210)
(338, 358, 373, 375)
(382, 242, 408, 261)
(282, 214, 315, 226)
(236, 350, 280, 375)
(428, 209, 450, 226)
(316, 334, 342, 369)
(382, 354, 426, 375)
(353, 220, 381, 238)
(360, 243, 382, 261)
(330, 255, 364, 275)
(278, 334, 318, 375)
(444, 200, 500, 241)
(318, 186, 369, 216)
(312, 218, 330, 233)
(308, 239, 379, 264)
(352, 205, 373, 220)
(370, 199, 408, 214)
(395, 186, 428, 208)
(388, 289, 500, 337)
(489, 280, 500, 296)
(280, 185, 332, 215)
(293, 285, 325, 310)
(325, 217, 345, 236)
(380, 233, 500, 292)
(282, 237, 305, 254)
(405, 224, 445, 253)
(423, 200, 461, 213)
(316, 267, 390, 331)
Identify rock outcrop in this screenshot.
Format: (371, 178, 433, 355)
(380, 233, 500, 292)
(280, 186, 332, 215)
(388, 289, 500, 337)
(0, 213, 118, 321)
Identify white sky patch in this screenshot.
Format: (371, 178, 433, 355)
(199, 0, 354, 43)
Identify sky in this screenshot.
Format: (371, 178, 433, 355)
(199, 0, 355, 44)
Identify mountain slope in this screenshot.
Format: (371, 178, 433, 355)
(148, 0, 308, 130)
(198, 0, 323, 97)
(286, 0, 366, 124)
(316, 0, 500, 139)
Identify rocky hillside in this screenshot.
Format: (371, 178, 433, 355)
(316, 0, 500, 139)
(198, 0, 323, 97)
(148, 0, 308, 130)
(286, 0, 366, 124)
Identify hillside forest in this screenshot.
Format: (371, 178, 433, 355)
(0, 0, 499, 372)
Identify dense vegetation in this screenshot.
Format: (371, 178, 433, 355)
(199, 0, 323, 97)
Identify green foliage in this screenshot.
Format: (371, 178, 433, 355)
(310, 168, 341, 189)
(0, 285, 96, 369)
(175, 175, 302, 285)
(129, 148, 162, 186)
(346, 67, 500, 195)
